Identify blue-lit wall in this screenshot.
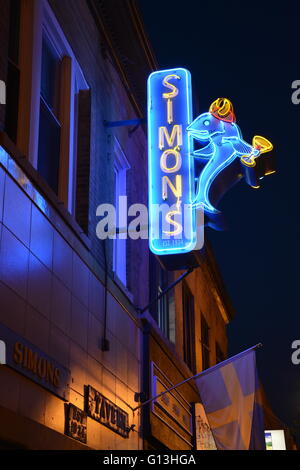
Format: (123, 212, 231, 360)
(0, 0, 145, 450)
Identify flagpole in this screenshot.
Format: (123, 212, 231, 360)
(132, 343, 262, 412)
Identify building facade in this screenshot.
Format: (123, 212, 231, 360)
(0, 0, 233, 450)
(143, 247, 232, 450)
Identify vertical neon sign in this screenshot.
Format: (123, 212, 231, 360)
(148, 68, 196, 255)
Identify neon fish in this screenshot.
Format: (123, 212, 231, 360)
(187, 98, 273, 214)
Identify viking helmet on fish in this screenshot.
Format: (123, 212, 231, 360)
(187, 98, 273, 214)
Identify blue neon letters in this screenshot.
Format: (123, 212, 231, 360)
(148, 68, 196, 255)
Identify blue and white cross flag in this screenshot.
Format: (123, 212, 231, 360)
(195, 347, 265, 450)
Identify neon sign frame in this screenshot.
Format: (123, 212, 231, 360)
(147, 71, 275, 256)
(147, 68, 196, 256)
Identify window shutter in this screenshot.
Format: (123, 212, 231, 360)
(58, 55, 72, 206)
(75, 88, 91, 234)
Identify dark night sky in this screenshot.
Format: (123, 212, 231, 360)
(138, 0, 300, 439)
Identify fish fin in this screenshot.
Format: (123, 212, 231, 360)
(222, 136, 254, 155)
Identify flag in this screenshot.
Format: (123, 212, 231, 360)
(195, 348, 265, 450)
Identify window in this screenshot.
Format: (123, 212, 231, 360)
(14, 0, 89, 215)
(157, 268, 169, 336)
(158, 269, 175, 343)
(113, 137, 130, 288)
(182, 282, 195, 373)
(216, 342, 225, 364)
(0, 81, 5, 105)
(167, 284, 176, 344)
(201, 314, 210, 370)
(39, 5, 90, 212)
(38, 34, 61, 194)
(5, 0, 21, 142)
(149, 254, 176, 344)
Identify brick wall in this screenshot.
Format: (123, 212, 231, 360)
(175, 267, 228, 373)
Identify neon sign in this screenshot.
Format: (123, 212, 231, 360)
(147, 68, 196, 255)
(148, 71, 275, 256)
(187, 98, 274, 214)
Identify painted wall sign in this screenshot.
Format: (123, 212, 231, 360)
(147, 71, 275, 246)
(85, 385, 129, 438)
(147, 68, 196, 255)
(151, 362, 193, 447)
(0, 322, 70, 401)
(65, 403, 87, 444)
